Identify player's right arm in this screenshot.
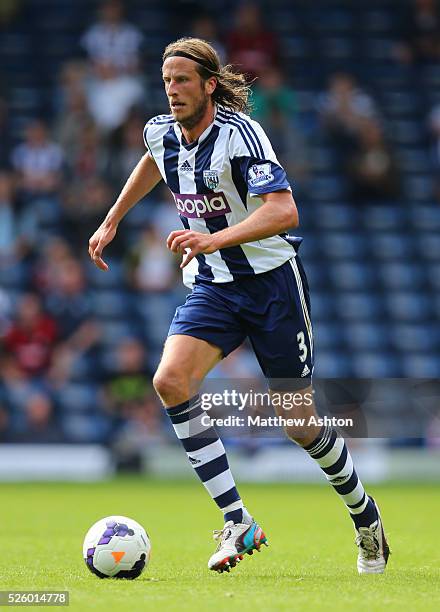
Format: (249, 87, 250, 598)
(88, 152, 162, 271)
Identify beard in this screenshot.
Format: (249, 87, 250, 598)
(177, 92, 210, 130)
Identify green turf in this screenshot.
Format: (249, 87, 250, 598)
(1, 479, 439, 611)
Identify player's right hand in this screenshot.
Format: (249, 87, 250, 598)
(88, 222, 117, 271)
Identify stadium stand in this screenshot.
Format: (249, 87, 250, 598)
(0, 0, 438, 450)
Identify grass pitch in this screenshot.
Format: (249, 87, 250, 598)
(1, 478, 439, 611)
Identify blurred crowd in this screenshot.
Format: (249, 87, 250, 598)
(0, 0, 439, 456)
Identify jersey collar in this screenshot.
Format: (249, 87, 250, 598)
(174, 105, 224, 150)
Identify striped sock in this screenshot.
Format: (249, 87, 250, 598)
(166, 395, 247, 524)
(303, 425, 378, 528)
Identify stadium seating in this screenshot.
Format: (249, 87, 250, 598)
(0, 0, 439, 444)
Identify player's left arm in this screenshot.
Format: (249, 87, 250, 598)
(167, 189, 298, 269)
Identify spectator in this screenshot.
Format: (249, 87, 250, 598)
(226, 2, 279, 79)
(126, 225, 179, 293)
(110, 395, 163, 471)
(67, 122, 110, 181)
(252, 66, 297, 125)
(109, 113, 145, 185)
(11, 119, 64, 202)
(0, 353, 41, 406)
(0, 288, 12, 339)
(54, 70, 95, 163)
(0, 171, 37, 264)
(347, 119, 400, 204)
(12, 391, 62, 443)
(318, 72, 377, 158)
(318, 72, 377, 182)
(3, 293, 57, 377)
(428, 103, 440, 167)
(43, 258, 100, 386)
(103, 337, 154, 417)
(62, 175, 120, 251)
(54, 60, 88, 114)
(45, 258, 96, 341)
(84, 61, 145, 134)
(102, 336, 162, 467)
(191, 14, 226, 65)
(0, 402, 9, 441)
(0, 96, 13, 168)
(251, 66, 309, 183)
(59, 59, 86, 89)
(80, 0, 144, 75)
(32, 237, 74, 295)
(394, 0, 440, 66)
(428, 103, 440, 200)
(46, 257, 100, 387)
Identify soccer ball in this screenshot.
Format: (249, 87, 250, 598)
(83, 515, 151, 579)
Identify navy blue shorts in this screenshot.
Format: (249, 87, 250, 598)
(168, 256, 314, 385)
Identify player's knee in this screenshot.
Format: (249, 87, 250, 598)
(283, 425, 318, 447)
(283, 425, 302, 443)
(152, 368, 187, 405)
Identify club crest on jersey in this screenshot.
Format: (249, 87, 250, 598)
(248, 163, 274, 188)
(203, 169, 219, 190)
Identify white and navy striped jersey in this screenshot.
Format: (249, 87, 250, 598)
(143, 105, 301, 288)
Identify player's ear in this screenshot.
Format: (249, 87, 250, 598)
(205, 77, 217, 95)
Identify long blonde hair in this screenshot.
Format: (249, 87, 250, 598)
(163, 37, 251, 113)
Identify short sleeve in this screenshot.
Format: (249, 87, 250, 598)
(228, 116, 291, 196)
(143, 123, 151, 154)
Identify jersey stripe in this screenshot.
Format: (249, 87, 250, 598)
(146, 114, 173, 125)
(151, 119, 175, 126)
(218, 109, 264, 158)
(230, 157, 248, 209)
(162, 125, 180, 193)
(143, 125, 150, 152)
(289, 258, 313, 358)
(162, 126, 214, 282)
(217, 112, 256, 156)
(194, 126, 255, 277)
(228, 120, 257, 156)
(180, 215, 215, 282)
(236, 115, 265, 158)
(225, 111, 265, 158)
(217, 109, 256, 156)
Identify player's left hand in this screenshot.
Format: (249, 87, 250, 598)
(167, 230, 218, 268)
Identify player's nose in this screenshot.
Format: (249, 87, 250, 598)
(167, 80, 178, 95)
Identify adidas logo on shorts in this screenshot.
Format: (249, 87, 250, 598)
(301, 364, 310, 377)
